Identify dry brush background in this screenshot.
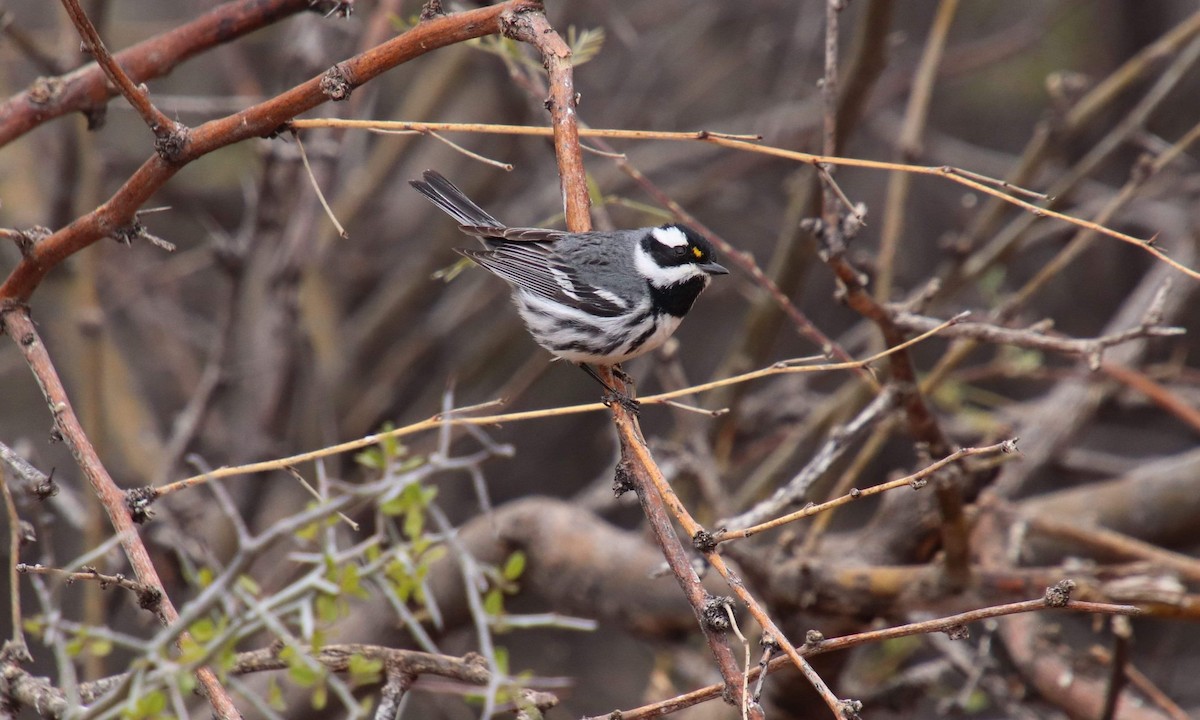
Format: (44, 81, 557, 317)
(2, 1, 1200, 719)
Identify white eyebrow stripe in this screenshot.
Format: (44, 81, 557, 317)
(651, 226, 689, 248)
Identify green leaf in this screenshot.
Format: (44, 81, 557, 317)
(178, 672, 196, 697)
(397, 455, 426, 471)
(403, 504, 424, 539)
(65, 635, 84, 657)
(311, 682, 328, 710)
(355, 448, 383, 469)
(237, 574, 261, 596)
(566, 26, 606, 67)
(126, 690, 167, 719)
(267, 677, 286, 711)
(502, 551, 526, 582)
(338, 563, 363, 596)
(421, 544, 447, 565)
(190, 617, 217, 643)
(288, 658, 322, 688)
(88, 637, 113, 657)
(295, 521, 320, 541)
(178, 634, 203, 664)
(348, 653, 384, 686)
(963, 688, 990, 713)
(22, 617, 45, 636)
(315, 593, 344, 623)
(483, 588, 504, 616)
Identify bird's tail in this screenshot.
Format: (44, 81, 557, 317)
(409, 171, 504, 228)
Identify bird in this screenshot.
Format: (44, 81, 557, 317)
(410, 170, 728, 408)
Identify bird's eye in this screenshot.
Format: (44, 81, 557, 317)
(672, 246, 687, 257)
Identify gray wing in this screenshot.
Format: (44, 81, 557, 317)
(457, 225, 569, 243)
(458, 241, 628, 318)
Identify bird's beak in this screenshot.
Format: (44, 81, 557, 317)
(700, 261, 729, 275)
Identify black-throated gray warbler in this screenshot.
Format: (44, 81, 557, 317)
(410, 170, 728, 401)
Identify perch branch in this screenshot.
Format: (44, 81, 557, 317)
(0, 308, 240, 719)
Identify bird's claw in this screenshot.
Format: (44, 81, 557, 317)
(612, 364, 636, 386)
(602, 390, 641, 416)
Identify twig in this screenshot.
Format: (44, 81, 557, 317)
(1102, 361, 1200, 436)
(815, 163, 863, 226)
(892, 310, 1185, 361)
(290, 119, 1198, 282)
(1, 0, 315, 148)
(16, 564, 161, 608)
(1100, 616, 1132, 720)
(503, 5, 761, 713)
(426, 130, 514, 170)
(712, 137, 1197, 280)
(876, 0, 958, 301)
(0, 10, 64, 74)
(1001, 117, 1200, 316)
(964, 33, 1200, 293)
(59, 0, 181, 144)
(721, 387, 898, 530)
(0, 0, 539, 303)
(607, 391, 764, 717)
(587, 596, 1140, 720)
(292, 118, 760, 142)
(4, 643, 502, 718)
(1088, 644, 1191, 720)
(290, 128, 348, 239)
(0, 308, 241, 719)
(159, 317, 958, 492)
(1, 464, 30, 661)
(986, 499, 1200, 583)
(717, 440, 1017, 544)
(614, 398, 846, 718)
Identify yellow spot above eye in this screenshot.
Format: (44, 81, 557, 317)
(692, 246, 703, 258)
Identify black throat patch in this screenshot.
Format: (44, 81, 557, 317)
(648, 276, 708, 317)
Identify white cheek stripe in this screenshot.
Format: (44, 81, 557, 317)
(634, 243, 706, 287)
(651, 226, 689, 248)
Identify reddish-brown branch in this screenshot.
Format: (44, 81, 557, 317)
(58, 0, 178, 140)
(0, 0, 314, 148)
(0, 309, 240, 719)
(0, 0, 536, 303)
(616, 412, 845, 717)
(502, 9, 591, 230)
(1102, 362, 1200, 436)
(614, 422, 751, 708)
(507, 8, 759, 714)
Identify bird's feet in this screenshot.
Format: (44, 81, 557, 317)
(581, 363, 641, 415)
(602, 390, 641, 416)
